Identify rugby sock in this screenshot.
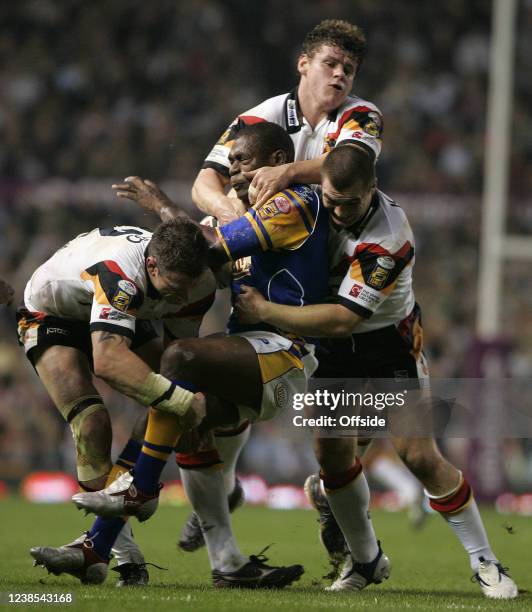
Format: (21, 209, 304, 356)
(181, 465, 247, 572)
(426, 474, 497, 572)
(106, 439, 143, 486)
(133, 408, 182, 495)
(86, 517, 126, 561)
(214, 421, 250, 494)
(322, 459, 379, 564)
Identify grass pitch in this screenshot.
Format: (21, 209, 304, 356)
(0, 497, 530, 611)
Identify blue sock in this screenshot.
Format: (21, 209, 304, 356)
(133, 441, 174, 495)
(86, 517, 125, 560)
(116, 439, 142, 471)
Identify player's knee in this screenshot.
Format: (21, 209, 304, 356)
(398, 442, 439, 480)
(160, 338, 199, 379)
(60, 395, 112, 482)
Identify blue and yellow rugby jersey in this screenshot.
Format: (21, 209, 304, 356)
(216, 183, 329, 337)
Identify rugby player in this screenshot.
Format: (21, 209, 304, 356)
(0, 278, 14, 305)
(63, 122, 334, 588)
(192, 19, 381, 222)
(235, 145, 518, 599)
(19, 219, 212, 585)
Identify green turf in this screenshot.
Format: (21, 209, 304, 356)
(0, 497, 530, 611)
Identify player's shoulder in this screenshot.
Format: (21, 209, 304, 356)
(238, 92, 290, 124)
(370, 191, 413, 247)
(273, 183, 319, 213)
(338, 94, 382, 116)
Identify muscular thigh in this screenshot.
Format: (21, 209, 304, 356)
(34, 345, 98, 409)
(161, 335, 263, 410)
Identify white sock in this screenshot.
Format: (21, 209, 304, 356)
(370, 456, 421, 507)
(438, 499, 497, 572)
(180, 466, 247, 572)
(215, 424, 250, 495)
(325, 470, 379, 564)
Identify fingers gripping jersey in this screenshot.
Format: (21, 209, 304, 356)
(329, 191, 416, 333)
(203, 91, 382, 177)
(216, 184, 329, 335)
(23, 226, 216, 341)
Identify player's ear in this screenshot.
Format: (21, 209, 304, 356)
(297, 54, 309, 76)
(146, 256, 158, 277)
(270, 149, 287, 167)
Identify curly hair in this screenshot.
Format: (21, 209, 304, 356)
(301, 19, 367, 68)
(148, 218, 208, 278)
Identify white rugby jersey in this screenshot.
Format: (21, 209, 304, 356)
(328, 191, 415, 333)
(203, 90, 382, 176)
(23, 226, 216, 340)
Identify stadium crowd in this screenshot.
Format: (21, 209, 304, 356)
(0, 0, 531, 488)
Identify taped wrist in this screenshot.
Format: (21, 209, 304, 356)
(140, 372, 194, 416)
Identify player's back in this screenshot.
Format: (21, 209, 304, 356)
(25, 226, 150, 320)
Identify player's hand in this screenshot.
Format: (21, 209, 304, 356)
(235, 285, 267, 324)
(112, 176, 174, 218)
(215, 195, 247, 225)
(0, 279, 14, 306)
(179, 392, 206, 431)
(244, 164, 292, 207)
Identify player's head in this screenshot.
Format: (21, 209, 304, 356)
(297, 20, 366, 112)
(146, 218, 208, 303)
(321, 145, 376, 228)
(229, 122, 294, 204)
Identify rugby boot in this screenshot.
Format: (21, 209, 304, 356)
(326, 543, 390, 591)
(304, 473, 349, 575)
(30, 532, 108, 585)
(474, 557, 518, 599)
(178, 477, 245, 552)
(212, 547, 304, 589)
(72, 471, 160, 522)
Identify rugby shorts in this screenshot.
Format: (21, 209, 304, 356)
(16, 306, 158, 368)
(232, 330, 318, 422)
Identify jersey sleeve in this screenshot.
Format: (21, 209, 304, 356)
(81, 260, 144, 339)
(202, 115, 267, 177)
(163, 291, 216, 340)
(215, 186, 319, 260)
(337, 241, 414, 318)
(326, 105, 383, 160)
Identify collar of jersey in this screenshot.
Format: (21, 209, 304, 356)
(285, 89, 339, 134)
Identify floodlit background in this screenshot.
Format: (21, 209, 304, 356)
(0, 0, 531, 506)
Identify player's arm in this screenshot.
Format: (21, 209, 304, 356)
(244, 156, 326, 207)
(91, 329, 204, 427)
(192, 168, 247, 224)
(236, 286, 362, 337)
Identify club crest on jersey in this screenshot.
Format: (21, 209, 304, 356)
(118, 280, 138, 296)
(258, 195, 291, 220)
(368, 266, 389, 289)
(112, 290, 132, 312)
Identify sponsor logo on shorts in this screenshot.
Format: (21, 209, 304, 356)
(46, 327, 69, 336)
(274, 383, 289, 408)
(118, 280, 137, 295)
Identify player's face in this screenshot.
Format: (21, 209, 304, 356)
(322, 176, 375, 228)
(298, 45, 357, 112)
(228, 137, 271, 203)
(147, 259, 197, 304)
